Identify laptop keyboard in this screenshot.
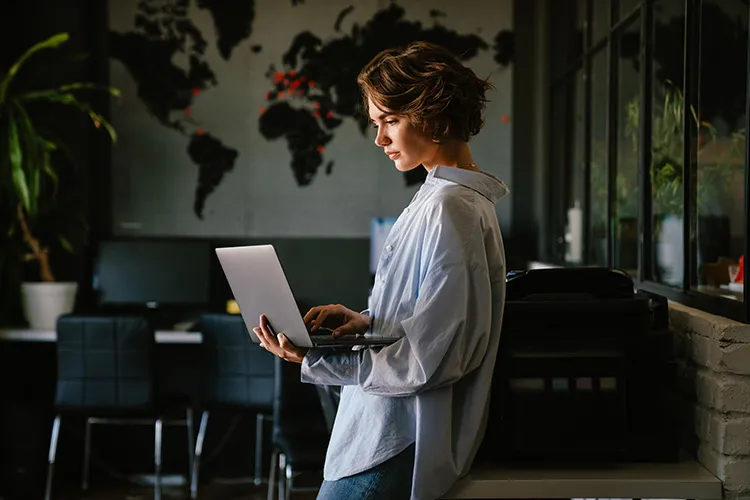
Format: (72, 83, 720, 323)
(311, 334, 360, 344)
(310, 334, 395, 345)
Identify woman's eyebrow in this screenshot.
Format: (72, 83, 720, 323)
(369, 112, 394, 124)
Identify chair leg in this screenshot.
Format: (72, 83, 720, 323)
(154, 418, 163, 500)
(190, 410, 209, 500)
(186, 408, 195, 486)
(82, 417, 92, 490)
(44, 414, 61, 500)
(278, 453, 287, 500)
(254, 413, 264, 485)
(267, 449, 278, 500)
(284, 463, 292, 500)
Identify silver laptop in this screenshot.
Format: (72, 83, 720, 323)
(215, 245, 398, 349)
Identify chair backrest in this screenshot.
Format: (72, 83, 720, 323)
(55, 314, 155, 411)
(273, 356, 329, 443)
(199, 313, 274, 410)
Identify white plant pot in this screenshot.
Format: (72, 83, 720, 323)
(21, 282, 78, 330)
(656, 215, 684, 286)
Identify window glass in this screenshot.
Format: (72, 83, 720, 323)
(692, 0, 747, 302)
(621, 0, 642, 20)
(651, 0, 686, 286)
(615, 20, 641, 275)
(589, 49, 609, 265)
(592, 1, 610, 45)
(564, 68, 587, 264)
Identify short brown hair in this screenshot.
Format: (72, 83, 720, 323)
(357, 41, 493, 143)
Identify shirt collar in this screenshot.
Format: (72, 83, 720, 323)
(426, 166, 509, 203)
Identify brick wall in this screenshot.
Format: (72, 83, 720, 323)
(671, 301, 750, 499)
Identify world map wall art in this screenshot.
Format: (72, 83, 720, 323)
(109, 0, 514, 238)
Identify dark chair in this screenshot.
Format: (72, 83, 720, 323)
(45, 315, 194, 500)
(191, 313, 275, 498)
(268, 357, 330, 500)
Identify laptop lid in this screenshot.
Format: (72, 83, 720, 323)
(215, 245, 314, 348)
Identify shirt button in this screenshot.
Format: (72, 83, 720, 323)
(385, 245, 393, 252)
(405, 208, 410, 214)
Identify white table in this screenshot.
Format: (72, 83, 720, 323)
(442, 459, 722, 499)
(0, 328, 203, 344)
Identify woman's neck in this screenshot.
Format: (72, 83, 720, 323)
(423, 140, 479, 171)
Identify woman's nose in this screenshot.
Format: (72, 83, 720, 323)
(374, 128, 390, 147)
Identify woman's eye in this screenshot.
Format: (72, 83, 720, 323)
(385, 120, 397, 125)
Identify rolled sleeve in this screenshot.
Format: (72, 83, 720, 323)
(356, 260, 474, 397)
(301, 348, 359, 386)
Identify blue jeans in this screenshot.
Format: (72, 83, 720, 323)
(316, 443, 415, 500)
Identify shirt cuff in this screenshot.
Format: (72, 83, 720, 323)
(360, 309, 374, 333)
(301, 348, 360, 386)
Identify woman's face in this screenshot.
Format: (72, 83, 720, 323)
(367, 97, 439, 172)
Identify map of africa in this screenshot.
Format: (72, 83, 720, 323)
(109, 0, 513, 219)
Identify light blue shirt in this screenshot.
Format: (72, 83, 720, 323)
(301, 166, 509, 500)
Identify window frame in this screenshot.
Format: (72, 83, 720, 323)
(545, 0, 750, 322)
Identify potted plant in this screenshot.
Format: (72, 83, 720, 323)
(0, 33, 118, 329)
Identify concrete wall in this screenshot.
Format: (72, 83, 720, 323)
(107, 0, 515, 238)
(671, 302, 750, 499)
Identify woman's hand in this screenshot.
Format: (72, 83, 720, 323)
(253, 314, 308, 364)
(303, 304, 370, 337)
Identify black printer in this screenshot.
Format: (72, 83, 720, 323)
(478, 267, 679, 464)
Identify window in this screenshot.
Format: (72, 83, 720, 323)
(546, 0, 749, 322)
(589, 49, 608, 266)
(691, 0, 746, 304)
(651, 0, 685, 287)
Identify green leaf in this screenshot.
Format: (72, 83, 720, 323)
(30, 153, 41, 209)
(12, 100, 42, 214)
(0, 33, 69, 103)
(40, 146, 56, 198)
(19, 91, 117, 142)
(20, 83, 121, 101)
(7, 108, 31, 213)
(59, 235, 74, 253)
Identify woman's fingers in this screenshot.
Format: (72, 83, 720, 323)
(311, 308, 333, 331)
(279, 333, 294, 350)
(303, 306, 322, 326)
(254, 325, 278, 349)
(333, 321, 358, 337)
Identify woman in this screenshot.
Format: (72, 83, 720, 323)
(254, 41, 508, 500)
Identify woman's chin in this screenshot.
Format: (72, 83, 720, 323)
(394, 160, 420, 172)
